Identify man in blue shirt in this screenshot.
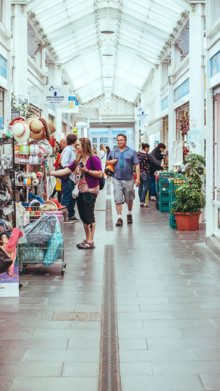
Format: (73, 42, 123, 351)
(61, 134, 79, 223)
(107, 134, 140, 226)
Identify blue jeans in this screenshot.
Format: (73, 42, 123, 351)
(61, 179, 76, 218)
(150, 173, 156, 197)
(138, 173, 150, 203)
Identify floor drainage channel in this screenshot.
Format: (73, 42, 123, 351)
(99, 245, 121, 391)
(106, 199, 113, 231)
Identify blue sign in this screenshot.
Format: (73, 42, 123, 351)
(161, 96, 168, 111)
(68, 96, 76, 101)
(174, 79, 189, 102)
(0, 55, 7, 79)
(0, 117, 3, 129)
(210, 51, 220, 77)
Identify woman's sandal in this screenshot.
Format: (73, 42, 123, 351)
(77, 241, 95, 249)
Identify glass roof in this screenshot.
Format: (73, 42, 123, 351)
(27, 0, 192, 103)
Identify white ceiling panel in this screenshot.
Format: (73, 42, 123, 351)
(28, 0, 192, 103)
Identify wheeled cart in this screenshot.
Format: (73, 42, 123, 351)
(17, 211, 66, 275)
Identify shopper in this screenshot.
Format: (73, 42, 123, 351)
(138, 143, 163, 207)
(50, 138, 102, 249)
(106, 146, 111, 159)
(98, 144, 107, 171)
(60, 134, 79, 222)
(50, 139, 67, 202)
(150, 143, 166, 201)
(93, 146, 98, 156)
(106, 134, 140, 226)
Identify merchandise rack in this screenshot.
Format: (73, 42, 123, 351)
(18, 211, 66, 275)
(0, 137, 16, 227)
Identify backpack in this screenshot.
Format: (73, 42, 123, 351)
(90, 156, 105, 190)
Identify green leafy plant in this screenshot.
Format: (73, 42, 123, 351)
(11, 93, 33, 118)
(171, 153, 206, 214)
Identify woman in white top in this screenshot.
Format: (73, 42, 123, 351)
(98, 144, 107, 171)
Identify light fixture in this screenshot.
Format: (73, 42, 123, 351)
(100, 18, 115, 34)
(100, 0, 115, 34)
(102, 44, 114, 56)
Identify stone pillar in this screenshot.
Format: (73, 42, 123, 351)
(11, 3, 28, 98)
(189, 3, 205, 155)
(168, 45, 176, 170)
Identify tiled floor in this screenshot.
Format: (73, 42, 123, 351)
(0, 180, 220, 391)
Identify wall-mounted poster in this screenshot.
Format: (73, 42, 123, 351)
(0, 231, 19, 297)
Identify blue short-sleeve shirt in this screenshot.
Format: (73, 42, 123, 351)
(108, 146, 139, 180)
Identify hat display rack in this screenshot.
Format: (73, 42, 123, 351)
(8, 116, 55, 206)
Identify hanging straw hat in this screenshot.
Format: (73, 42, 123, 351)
(39, 118, 50, 141)
(48, 120, 56, 135)
(9, 118, 30, 144)
(29, 119, 44, 140)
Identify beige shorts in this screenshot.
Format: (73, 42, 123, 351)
(112, 178, 135, 204)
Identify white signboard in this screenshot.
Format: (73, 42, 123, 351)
(45, 85, 68, 106)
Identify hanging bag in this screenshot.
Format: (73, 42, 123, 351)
(90, 156, 105, 190)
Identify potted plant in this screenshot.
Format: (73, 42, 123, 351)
(171, 154, 205, 231)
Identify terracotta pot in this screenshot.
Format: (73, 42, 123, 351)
(173, 212, 201, 231)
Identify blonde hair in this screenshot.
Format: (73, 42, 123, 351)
(100, 144, 107, 153)
(93, 146, 98, 155)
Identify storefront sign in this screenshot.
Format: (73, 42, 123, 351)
(210, 51, 220, 78)
(174, 79, 189, 102)
(45, 85, 68, 106)
(0, 55, 7, 79)
(161, 96, 168, 111)
(0, 116, 3, 129)
(188, 130, 201, 143)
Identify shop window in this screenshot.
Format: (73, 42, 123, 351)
(92, 137, 97, 145)
(100, 137, 108, 144)
(0, 88, 4, 130)
(210, 1, 220, 28)
(214, 95, 220, 201)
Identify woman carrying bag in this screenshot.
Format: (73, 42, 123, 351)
(50, 138, 102, 249)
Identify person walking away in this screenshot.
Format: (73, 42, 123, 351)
(50, 138, 102, 249)
(138, 143, 164, 207)
(106, 146, 110, 160)
(149, 143, 166, 201)
(106, 134, 140, 226)
(61, 134, 79, 222)
(98, 144, 107, 172)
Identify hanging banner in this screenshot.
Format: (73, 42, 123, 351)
(45, 85, 69, 106)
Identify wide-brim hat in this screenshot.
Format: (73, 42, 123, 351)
(39, 118, 50, 141)
(39, 200, 58, 211)
(9, 117, 26, 126)
(29, 119, 44, 141)
(11, 121, 30, 144)
(48, 120, 56, 135)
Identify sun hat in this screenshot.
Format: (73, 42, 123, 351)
(48, 120, 56, 135)
(29, 199, 41, 208)
(29, 119, 44, 140)
(39, 118, 50, 141)
(10, 119, 30, 144)
(39, 200, 58, 211)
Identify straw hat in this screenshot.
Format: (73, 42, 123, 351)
(48, 120, 56, 135)
(39, 118, 50, 141)
(10, 118, 30, 144)
(29, 119, 44, 140)
(39, 200, 58, 211)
